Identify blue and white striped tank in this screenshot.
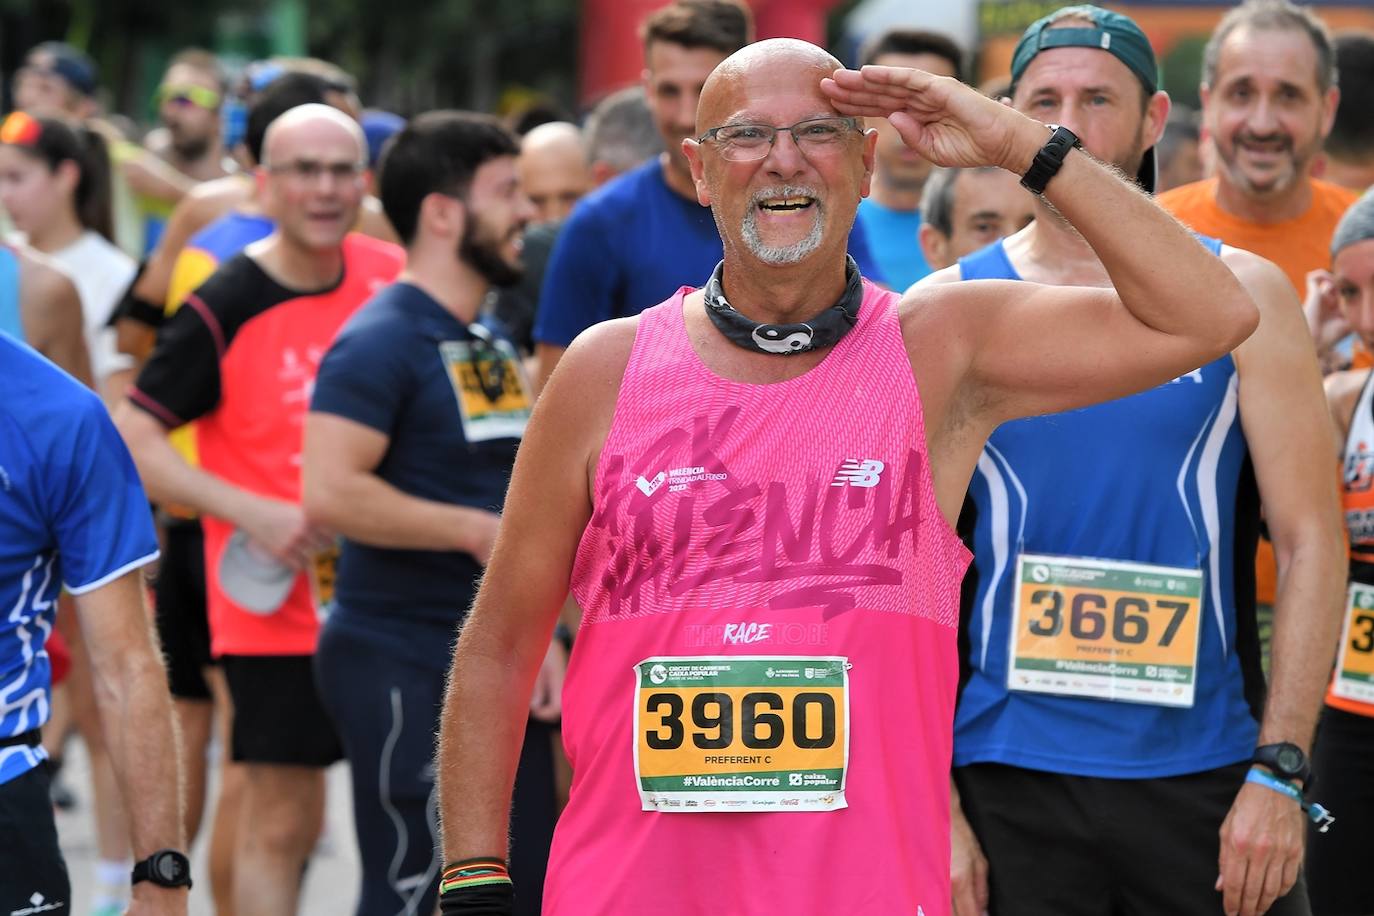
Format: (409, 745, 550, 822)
(952, 238, 1262, 778)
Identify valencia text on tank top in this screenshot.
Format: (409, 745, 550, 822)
(1329, 370, 1374, 715)
(546, 280, 969, 916)
(952, 237, 1264, 779)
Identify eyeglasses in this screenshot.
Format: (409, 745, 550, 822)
(265, 160, 366, 185)
(697, 116, 861, 162)
(157, 84, 221, 110)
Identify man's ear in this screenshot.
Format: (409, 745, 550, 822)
(1143, 90, 1171, 151)
(683, 138, 711, 206)
(1318, 84, 1340, 142)
(419, 190, 465, 242)
(859, 127, 878, 198)
(918, 222, 949, 273)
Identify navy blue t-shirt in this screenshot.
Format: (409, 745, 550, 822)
(532, 158, 885, 348)
(309, 283, 523, 637)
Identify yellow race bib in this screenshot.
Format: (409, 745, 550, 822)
(440, 338, 531, 443)
(1008, 554, 1203, 707)
(633, 656, 850, 812)
(1332, 582, 1374, 705)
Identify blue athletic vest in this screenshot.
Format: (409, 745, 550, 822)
(952, 237, 1262, 779)
(0, 246, 22, 341)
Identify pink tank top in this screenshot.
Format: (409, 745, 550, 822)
(546, 281, 969, 915)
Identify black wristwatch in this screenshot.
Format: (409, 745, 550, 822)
(1020, 124, 1082, 196)
(131, 849, 193, 889)
(1253, 742, 1311, 785)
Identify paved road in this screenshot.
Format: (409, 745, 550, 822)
(55, 740, 358, 915)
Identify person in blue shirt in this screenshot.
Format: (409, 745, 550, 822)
(0, 334, 188, 916)
(303, 112, 562, 916)
(852, 28, 964, 292)
(531, 0, 883, 390)
(921, 9, 1344, 916)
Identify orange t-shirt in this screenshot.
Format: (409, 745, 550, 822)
(1159, 177, 1360, 293)
(1160, 177, 1360, 606)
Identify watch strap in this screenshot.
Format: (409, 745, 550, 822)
(1020, 124, 1082, 196)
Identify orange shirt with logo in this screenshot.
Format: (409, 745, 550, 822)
(1160, 177, 1360, 606)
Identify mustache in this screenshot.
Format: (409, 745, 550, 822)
(749, 185, 824, 207)
(1236, 132, 1293, 150)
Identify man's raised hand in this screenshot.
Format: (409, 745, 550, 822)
(821, 65, 1044, 174)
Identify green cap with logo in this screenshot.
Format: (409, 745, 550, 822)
(1010, 5, 1160, 192)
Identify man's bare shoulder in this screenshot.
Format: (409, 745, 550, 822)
(552, 316, 641, 392)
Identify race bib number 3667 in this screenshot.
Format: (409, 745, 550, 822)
(1008, 554, 1203, 708)
(633, 656, 850, 813)
(1332, 582, 1374, 705)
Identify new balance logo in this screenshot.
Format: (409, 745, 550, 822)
(636, 471, 666, 496)
(831, 458, 885, 488)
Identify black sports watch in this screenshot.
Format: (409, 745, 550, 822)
(1020, 124, 1082, 196)
(132, 849, 193, 889)
(1252, 742, 1310, 785)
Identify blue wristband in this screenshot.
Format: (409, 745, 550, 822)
(1246, 766, 1335, 833)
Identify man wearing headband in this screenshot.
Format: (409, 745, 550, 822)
(926, 7, 1341, 916)
(433, 35, 1260, 916)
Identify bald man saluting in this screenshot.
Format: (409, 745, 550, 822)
(435, 40, 1259, 915)
(116, 104, 403, 916)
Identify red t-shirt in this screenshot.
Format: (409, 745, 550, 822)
(130, 233, 404, 656)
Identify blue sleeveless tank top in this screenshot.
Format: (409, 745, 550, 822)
(952, 236, 1263, 778)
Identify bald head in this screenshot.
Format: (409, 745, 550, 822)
(261, 102, 366, 168)
(518, 121, 592, 223)
(698, 38, 841, 132)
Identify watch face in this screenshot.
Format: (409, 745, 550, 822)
(153, 852, 187, 884)
(1276, 746, 1303, 774)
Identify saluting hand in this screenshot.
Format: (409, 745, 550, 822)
(821, 66, 1045, 174)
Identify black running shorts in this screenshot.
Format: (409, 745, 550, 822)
(0, 765, 71, 916)
(221, 654, 343, 767)
(954, 761, 1311, 916)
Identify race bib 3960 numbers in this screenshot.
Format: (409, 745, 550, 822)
(1332, 582, 1374, 705)
(633, 656, 850, 813)
(1007, 554, 1203, 708)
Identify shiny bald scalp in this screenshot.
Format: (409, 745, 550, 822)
(261, 102, 367, 167)
(697, 38, 843, 132)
